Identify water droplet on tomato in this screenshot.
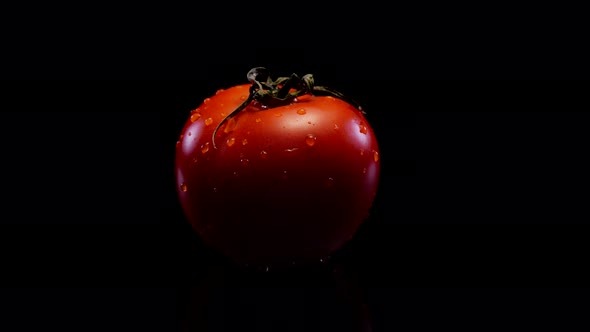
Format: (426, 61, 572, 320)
(360, 149, 365, 156)
(176, 140, 180, 147)
(334, 124, 340, 130)
(203, 98, 211, 104)
(220, 112, 226, 117)
(226, 137, 236, 147)
(363, 168, 367, 174)
(190, 113, 201, 122)
(373, 150, 380, 162)
(241, 158, 250, 166)
(260, 150, 268, 159)
(201, 142, 210, 154)
(205, 118, 213, 126)
(191, 108, 200, 114)
(274, 112, 282, 117)
(180, 183, 187, 192)
(255, 118, 262, 123)
(297, 108, 306, 115)
(224, 118, 237, 133)
(305, 134, 317, 146)
(193, 157, 198, 163)
(326, 177, 334, 187)
(242, 138, 248, 146)
(216, 89, 224, 94)
(359, 123, 368, 134)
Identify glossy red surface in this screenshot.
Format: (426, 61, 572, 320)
(175, 84, 380, 266)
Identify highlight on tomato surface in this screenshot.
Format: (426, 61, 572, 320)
(175, 67, 380, 268)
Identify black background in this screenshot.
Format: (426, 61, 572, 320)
(1, 7, 589, 332)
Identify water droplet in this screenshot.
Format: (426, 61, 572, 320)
(187, 131, 192, 136)
(327, 96, 335, 101)
(193, 157, 198, 163)
(176, 140, 180, 147)
(334, 124, 340, 130)
(255, 118, 262, 123)
(241, 158, 250, 166)
(233, 171, 239, 178)
(204, 118, 213, 126)
(203, 98, 211, 104)
(201, 142, 210, 154)
(274, 112, 282, 117)
(260, 150, 268, 159)
(242, 138, 248, 146)
(180, 183, 187, 192)
(284, 147, 299, 153)
(363, 168, 367, 174)
(360, 149, 364, 156)
(191, 108, 200, 114)
(216, 89, 224, 94)
(326, 177, 334, 187)
(220, 112, 226, 117)
(190, 112, 201, 122)
(305, 134, 317, 146)
(226, 137, 236, 147)
(224, 117, 237, 133)
(373, 150, 379, 162)
(297, 108, 306, 115)
(359, 123, 368, 134)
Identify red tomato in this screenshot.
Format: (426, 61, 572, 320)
(175, 68, 380, 267)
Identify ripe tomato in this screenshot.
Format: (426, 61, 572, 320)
(175, 68, 380, 267)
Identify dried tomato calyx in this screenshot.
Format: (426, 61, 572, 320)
(211, 67, 364, 149)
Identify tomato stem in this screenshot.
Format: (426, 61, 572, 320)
(211, 67, 365, 149)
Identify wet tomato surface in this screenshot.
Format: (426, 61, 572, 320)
(175, 68, 380, 267)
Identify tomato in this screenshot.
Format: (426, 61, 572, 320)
(175, 68, 380, 267)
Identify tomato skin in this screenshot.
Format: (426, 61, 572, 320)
(175, 84, 380, 266)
